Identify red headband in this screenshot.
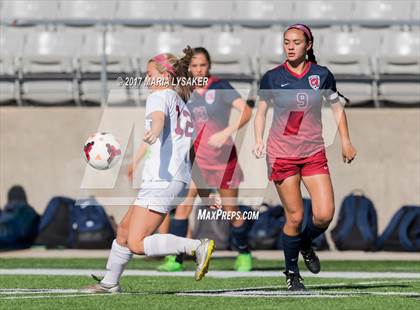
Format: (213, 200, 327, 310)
(287, 24, 313, 41)
(152, 54, 176, 76)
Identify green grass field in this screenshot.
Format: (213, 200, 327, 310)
(0, 257, 419, 309)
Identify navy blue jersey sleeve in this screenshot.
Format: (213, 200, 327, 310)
(258, 71, 274, 104)
(324, 70, 337, 92)
(323, 70, 340, 104)
(220, 80, 241, 105)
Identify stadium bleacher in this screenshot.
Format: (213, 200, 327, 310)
(0, 0, 419, 106)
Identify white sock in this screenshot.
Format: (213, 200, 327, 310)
(101, 239, 133, 286)
(143, 234, 201, 257)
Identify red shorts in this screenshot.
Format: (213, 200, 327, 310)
(199, 166, 244, 189)
(193, 143, 243, 189)
(268, 150, 330, 182)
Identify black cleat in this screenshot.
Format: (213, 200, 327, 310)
(301, 247, 321, 274)
(284, 271, 306, 291)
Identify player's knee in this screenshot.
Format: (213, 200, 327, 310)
(116, 233, 128, 247)
(127, 236, 145, 254)
(313, 210, 334, 227)
(116, 225, 128, 246)
(286, 211, 304, 229)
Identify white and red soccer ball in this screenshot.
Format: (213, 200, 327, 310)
(83, 133, 122, 170)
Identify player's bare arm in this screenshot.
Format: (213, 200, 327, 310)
(208, 98, 252, 148)
(143, 111, 165, 144)
(253, 99, 268, 158)
(127, 142, 149, 180)
(331, 102, 357, 163)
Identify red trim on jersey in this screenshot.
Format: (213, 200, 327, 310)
(284, 61, 311, 79)
(196, 75, 220, 96)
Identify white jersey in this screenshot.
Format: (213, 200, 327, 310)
(142, 89, 194, 184)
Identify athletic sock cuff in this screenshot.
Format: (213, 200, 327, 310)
(282, 233, 302, 242)
(113, 239, 133, 255)
(169, 219, 189, 237)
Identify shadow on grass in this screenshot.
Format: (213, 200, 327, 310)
(141, 283, 414, 295)
(309, 283, 410, 290)
(141, 286, 283, 295)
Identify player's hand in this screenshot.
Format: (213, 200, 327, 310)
(143, 131, 158, 144)
(253, 140, 266, 158)
(342, 141, 357, 164)
(208, 192, 222, 210)
(208, 130, 230, 148)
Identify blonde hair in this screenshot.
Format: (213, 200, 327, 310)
(149, 46, 194, 102)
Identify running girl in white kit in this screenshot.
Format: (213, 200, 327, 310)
(83, 47, 215, 293)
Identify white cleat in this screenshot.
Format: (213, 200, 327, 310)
(80, 275, 122, 294)
(192, 239, 215, 281)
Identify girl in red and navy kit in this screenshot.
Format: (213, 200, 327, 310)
(158, 47, 254, 272)
(254, 24, 357, 291)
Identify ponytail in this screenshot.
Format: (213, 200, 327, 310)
(149, 46, 194, 102)
(173, 46, 194, 102)
(307, 47, 317, 64)
(338, 91, 350, 105)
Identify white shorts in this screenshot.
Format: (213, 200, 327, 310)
(133, 180, 188, 214)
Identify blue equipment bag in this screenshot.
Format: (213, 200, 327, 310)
(248, 204, 285, 250)
(376, 206, 420, 252)
(35, 196, 74, 248)
(36, 196, 115, 249)
(331, 193, 378, 251)
(71, 198, 115, 249)
(0, 201, 40, 250)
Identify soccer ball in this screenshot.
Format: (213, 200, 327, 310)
(83, 132, 122, 170)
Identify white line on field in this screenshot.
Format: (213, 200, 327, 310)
(0, 293, 353, 300)
(177, 290, 420, 298)
(0, 289, 78, 292)
(0, 269, 419, 279)
(0, 293, 130, 300)
(0, 289, 79, 295)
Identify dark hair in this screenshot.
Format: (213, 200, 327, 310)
(338, 91, 351, 105)
(7, 185, 27, 203)
(286, 24, 317, 64)
(173, 46, 195, 102)
(307, 47, 317, 64)
(192, 47, 212, 69)
(302, 25, 317, 64)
